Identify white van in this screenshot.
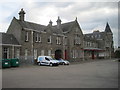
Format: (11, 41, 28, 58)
(37, 56, 59, 66)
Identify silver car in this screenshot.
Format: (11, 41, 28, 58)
(58, 59, 70, 65)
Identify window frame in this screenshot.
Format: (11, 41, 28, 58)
(48, 36, 51, 43)
(25, 49, 28, 60)
(34, 49, 37, 59)
(16, 48, 20, 59)
(25, 31, 29, 42)
(74, 34, 80, 45)
(56, 36, 61, 45)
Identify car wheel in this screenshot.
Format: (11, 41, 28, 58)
(63, 62, 65, 65)
(49, 63, 53, 66)
(38, 62, 41, 66)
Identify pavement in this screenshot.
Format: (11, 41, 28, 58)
(2, 59, 118, 88)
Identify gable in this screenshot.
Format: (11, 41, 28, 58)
(1, 33, 20, 45)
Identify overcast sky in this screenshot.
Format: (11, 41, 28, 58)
(0, 0, 119, 47)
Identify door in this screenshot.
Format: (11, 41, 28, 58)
(92, 51, 95, 59)
(64, 50, 67, 60)
(55, 49, 62, 60)
(3, 47, 9, 59)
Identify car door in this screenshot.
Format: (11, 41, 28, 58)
(40, 57, 46, 65)
(45, 57, 50, 65)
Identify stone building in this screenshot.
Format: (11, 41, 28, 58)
(0, 9, 114, 64)
(5, 9, 84, 63)
(84, 23, 114, 59)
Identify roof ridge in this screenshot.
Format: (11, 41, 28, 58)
(16, 18, 46, 27)
(52, 20, 75, 27)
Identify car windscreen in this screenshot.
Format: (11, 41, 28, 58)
(46, 57, 53, 60)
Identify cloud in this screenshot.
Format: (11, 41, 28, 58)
(0, 1, 118, 47)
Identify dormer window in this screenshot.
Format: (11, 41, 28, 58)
(25, 31, 29, 42)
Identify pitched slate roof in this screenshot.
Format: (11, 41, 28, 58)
(84, 34, 98, 42)
(1, 33, 20, 45)
(15, 17, 76, 34)
(15, 18, 46, 32)
(61, 21, 76, 32)
(84, 31, 105, 40)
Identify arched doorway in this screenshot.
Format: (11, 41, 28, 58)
(55, 49, 62, 60)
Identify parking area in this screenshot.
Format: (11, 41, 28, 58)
(2, 59, 118, 88)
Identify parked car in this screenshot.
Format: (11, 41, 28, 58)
(37, 56, 59, 66)
(57, 59, 70, 65)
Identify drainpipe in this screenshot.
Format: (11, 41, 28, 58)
(63, 36, 65, 59)
(31, 31, 34, 64)
(12, 45, 14, 58)
(110, 47, 111, 59)
(83, 40, 85, 61)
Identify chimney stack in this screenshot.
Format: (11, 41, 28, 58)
(56, 16, 62, 29)
(49, 20, 53, 27)
(18, 8, 25, 21)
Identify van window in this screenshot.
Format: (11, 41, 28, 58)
(45, 57, 50, 61)
(38, 57, 43, 61)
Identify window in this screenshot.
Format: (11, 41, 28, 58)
(87, 42, 89, 47)
(25, 49, 28, 60)
(87, 35, 89, 38)
(56, 36, 61, 45)
(3, 47, 9, 59)
(56, 37, 59, 44)
(74, 35, 80, 45)
(72, 50, 77, 59)
(16, 49, 20, 59)
(41, 50, 44, 56)
(91, 35, 94, 38)
(35, 33, 39, 42)
(48, 36, 51, 43)
(89, 42, 91, 47)
(85, 41, 87, 47)
(99, 34, 101, 38)
(72, 50, 75, 58)
(34, 49, 37, 59)
(38, 34, 41, 42)
(95, 35, 97, 38)
(63, 37, 67, 45)
(25, 31, 29, 41)
(48, 50, 51, 56)
(35, 33, 41, 42)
